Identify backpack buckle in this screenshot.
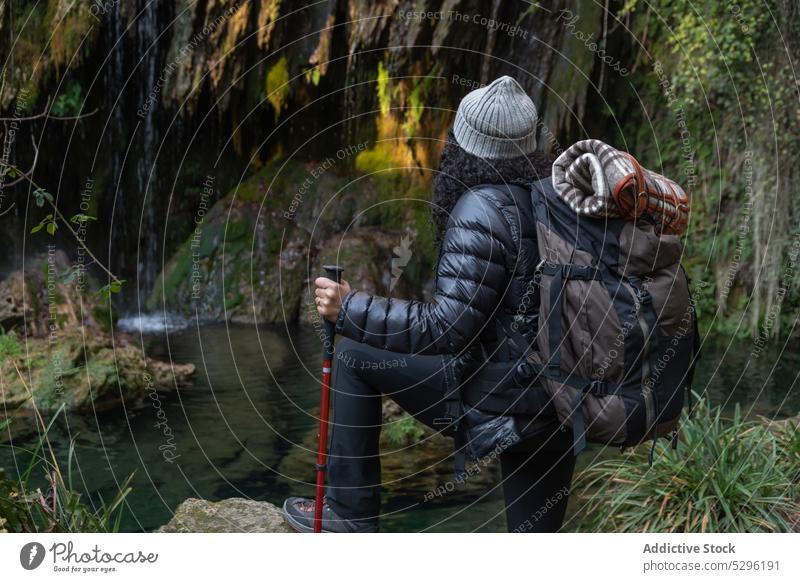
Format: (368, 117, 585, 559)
(516, 362, 533, 380)
(585, 379, 608, 396)
(629, 278, 652, 306)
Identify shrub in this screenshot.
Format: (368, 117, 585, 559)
(573, 398, 799, 532)
(384, 413, 426, 447)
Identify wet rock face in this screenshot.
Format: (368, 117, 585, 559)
(157, 497, 293, 533)
(0, 250, 113, 338)
(2, 1, 596, 298)
(149, 159, 431, 325)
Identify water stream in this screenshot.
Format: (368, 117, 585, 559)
(1, 323, 798, 532)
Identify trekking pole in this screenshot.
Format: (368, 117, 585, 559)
(313, 264, 344, 533)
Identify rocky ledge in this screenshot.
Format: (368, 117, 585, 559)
(0, 250, 195, 416)
(157, 498, 293, 533)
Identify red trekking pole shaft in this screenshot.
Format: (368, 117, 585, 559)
(314, 264, 343, 533)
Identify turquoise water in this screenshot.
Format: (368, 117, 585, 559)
(1, 323, 798, 532)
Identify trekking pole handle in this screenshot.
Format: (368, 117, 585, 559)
(322, 265, 344, 359)
(323, 264, 344, 284)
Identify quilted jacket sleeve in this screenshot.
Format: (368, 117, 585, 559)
(334, 187, 515, 355)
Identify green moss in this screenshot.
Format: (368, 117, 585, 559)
(0, 332, 22, 360)
(229, 159, 309, 205)
(266, 55, 290, 120)
(224, 292, 244, 310)
(355, 148, 391, 174)
(47, 2, 98, 67)
(265, 225, 283, 257)
(224, 219, 251, 242)
(355, 148, 435, 261)
(161, 245, 193, 303)
(377, 61, 391, 117)
(384, 413, 426, 446)
(3, 1, 96, 107)
(402, 68, 436, 138)
(85, 358, 120, 398)
(37, 347, 79, 411)
(91, 300, 117, 332)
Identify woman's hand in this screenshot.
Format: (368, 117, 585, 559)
(314, 277, 352, 323)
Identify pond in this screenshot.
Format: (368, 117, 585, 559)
(2, 322, 798, 532)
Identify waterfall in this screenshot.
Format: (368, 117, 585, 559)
(104, 0, 128, 286)
(135, 0, 159, 296)
(101, 0, 164, 304)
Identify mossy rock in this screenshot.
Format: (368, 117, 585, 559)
(147, 193, 310, 324)
(0, 330, 195, 415)
(157, 497, 293, 533)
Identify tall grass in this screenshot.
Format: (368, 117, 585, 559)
(1, 331, 132, 533)
(573, 397, 799, 532)
(0, 405, 133, 533)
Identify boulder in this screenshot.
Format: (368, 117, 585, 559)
(0, 252, 195, 415)
(157, 498, 293, 533)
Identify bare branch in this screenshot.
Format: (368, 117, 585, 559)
(0, 108, 99, 122)
(0, 95, 98, 122)
(0, 134, 40, 189)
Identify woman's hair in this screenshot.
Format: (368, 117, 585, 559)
(431, 129, 555, 244)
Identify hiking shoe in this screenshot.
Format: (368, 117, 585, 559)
(282, 497, 378, 533)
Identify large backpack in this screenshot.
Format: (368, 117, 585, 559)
(523, 177, 698, 456)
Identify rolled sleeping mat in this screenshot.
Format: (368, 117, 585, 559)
(551, 139, 690, 235)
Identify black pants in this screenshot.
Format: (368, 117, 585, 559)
(326, 337, 576, 532)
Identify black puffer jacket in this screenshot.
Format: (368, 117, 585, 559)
(335, 183, 540, 366)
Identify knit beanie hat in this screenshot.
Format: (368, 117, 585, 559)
(453, 76, 538, 159)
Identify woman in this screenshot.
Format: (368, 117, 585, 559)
(283, 76, 574, 533)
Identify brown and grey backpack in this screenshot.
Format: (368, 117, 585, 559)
(526, 177, 698, 456)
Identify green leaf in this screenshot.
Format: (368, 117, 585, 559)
(33, 189, 54, 207)
(30, 215, 53, 235)
(52, 81, 83, 117)
(70, 213, 97, 224)
(46, 221, 57, 235)
(62, 268, 79, 285)
(96, 280, 124, 300)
